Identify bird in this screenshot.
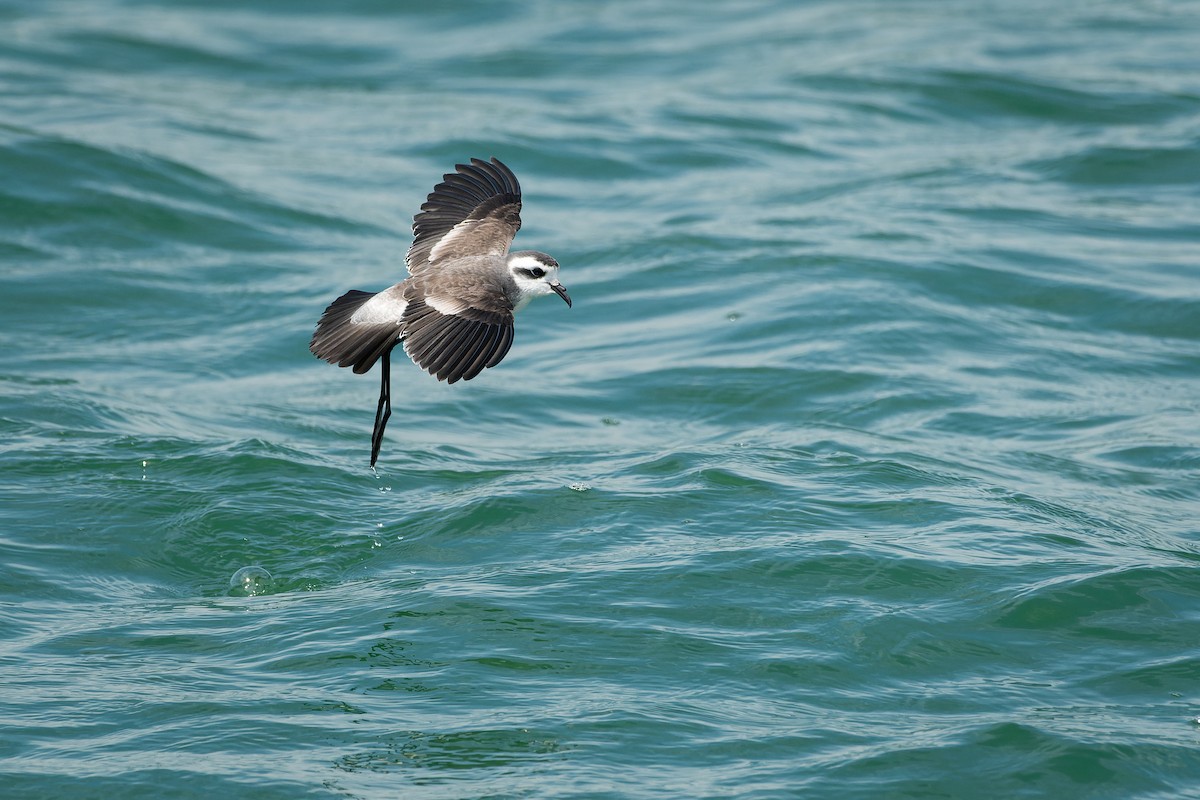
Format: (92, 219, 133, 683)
(310, 157, 571, 467)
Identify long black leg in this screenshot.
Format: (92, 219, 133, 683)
(370, 351, 392, 467)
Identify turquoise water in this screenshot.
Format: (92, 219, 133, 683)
(2, 0, 1200, 797)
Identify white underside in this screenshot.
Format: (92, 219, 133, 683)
(350, 290, 408, 325)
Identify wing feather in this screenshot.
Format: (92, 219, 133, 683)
(406, 157, 522, 274)
(310, 289, 402, 374)
(484, 324, 514, 369)
(460, 324, 514, 382)
(313, 158, 529, 383)
(400, 296, 515, 384)
(437, 323, 493, 383)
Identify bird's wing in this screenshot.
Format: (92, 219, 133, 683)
(399, 280, 515, 384)
(310, 288, 404, 375)
(406, 157, 522, 276)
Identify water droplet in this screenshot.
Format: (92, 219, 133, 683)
(727, 312, 741, 322)
(229, 566, 273, 597)
(569, 483, 591, 492)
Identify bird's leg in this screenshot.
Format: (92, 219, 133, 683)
(370, 351, 392, 467)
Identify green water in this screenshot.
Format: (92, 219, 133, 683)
(2, 1, 1199, 797)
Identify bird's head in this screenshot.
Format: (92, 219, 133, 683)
(507, 250, 571, 310)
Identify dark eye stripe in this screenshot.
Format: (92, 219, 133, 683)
(518, 267, 546, 279)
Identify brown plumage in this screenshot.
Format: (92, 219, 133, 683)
(309, 157, 571, 466)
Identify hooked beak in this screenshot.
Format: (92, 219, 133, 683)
(551, 282, 572, 308)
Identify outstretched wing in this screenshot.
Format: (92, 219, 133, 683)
(399, 281, 516, 384)
(406, 157, 522, 276)
(309, 288, 404, 375)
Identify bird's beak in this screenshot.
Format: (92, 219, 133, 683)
(551, 282, 572, 308)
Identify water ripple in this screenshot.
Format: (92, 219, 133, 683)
(2, 0, 1199, 797)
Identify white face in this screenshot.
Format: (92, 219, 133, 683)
(507, 251, 571, 310)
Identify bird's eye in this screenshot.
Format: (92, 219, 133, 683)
(530, 267, 546, 278)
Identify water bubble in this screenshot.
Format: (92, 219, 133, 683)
(569, 482, 591, 492)
(229, 566, 273, 597)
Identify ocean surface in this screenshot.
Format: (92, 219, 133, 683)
(2, 1, 1199, 797)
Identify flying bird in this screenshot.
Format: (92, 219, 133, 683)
(310, 157, 571, 466)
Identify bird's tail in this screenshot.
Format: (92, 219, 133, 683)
(310, 290, 402, 374)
